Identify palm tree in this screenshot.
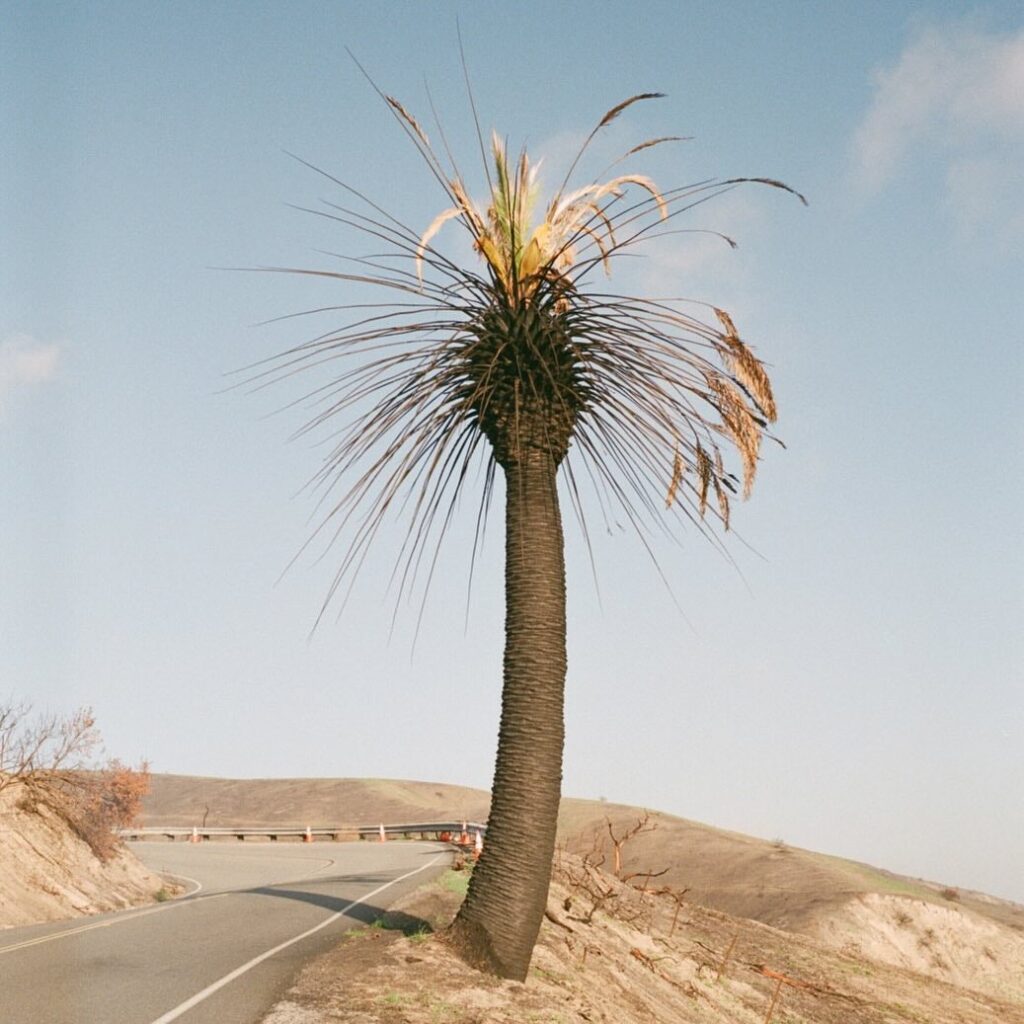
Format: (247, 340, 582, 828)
(254, 88, 803, 981)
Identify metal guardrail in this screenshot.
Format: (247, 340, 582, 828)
(120, 820, 488, 844)
(358, 821, 488, 840)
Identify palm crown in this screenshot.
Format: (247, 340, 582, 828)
(259, 92, 800, 620)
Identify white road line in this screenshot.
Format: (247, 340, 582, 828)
(0, 895, 227, 956)
(147, 852, 446, 1024)
(160, 872, 203, 897)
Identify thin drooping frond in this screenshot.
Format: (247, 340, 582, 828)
(251, 89, 799, 621)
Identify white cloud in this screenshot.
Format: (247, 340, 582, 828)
(622, 190, 764, 303)
(0, 333, 61, 410)
(852, 21, 1024, 233)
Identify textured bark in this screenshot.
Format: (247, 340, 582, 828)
(449, 445, 567, 980)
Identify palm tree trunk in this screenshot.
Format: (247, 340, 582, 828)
(449, 444, 567, 980)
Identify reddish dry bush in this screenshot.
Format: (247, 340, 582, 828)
(63, 760, 151, 861)
(1, 700, 150, 861)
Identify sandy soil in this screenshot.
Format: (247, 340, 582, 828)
(0, 787, 170, 929)
(261, 854, 1024, 1024)
(808, 891, 1024, 1004)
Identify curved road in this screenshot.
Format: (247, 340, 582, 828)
(0, 840, 448, 1024)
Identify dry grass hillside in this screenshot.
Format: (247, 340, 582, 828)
(142, 774, 490, 829)
(144, 774, 1024, 1007)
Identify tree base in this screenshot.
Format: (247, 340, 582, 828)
(447, 915, 531, 982)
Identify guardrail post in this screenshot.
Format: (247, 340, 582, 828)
(190, 827, 199, 844)
(378, 823, 387, 843)
(303, 826, 313, 843)
(474, 829, 483, 860)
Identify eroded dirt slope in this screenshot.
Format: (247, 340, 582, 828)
(0, 788, 166, 929)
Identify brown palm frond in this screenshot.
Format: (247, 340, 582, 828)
(714, 308, 776, 422)
(665, 447, 684, 510)
(598, 92, 666, 129)
(696, 447, 712, 517)
(721, 177, 808, 206)
(706, 377, 762, 497)
(385, 95, 431, 148)
(621, 135, 691, 158)
(551, 93, 666, 215)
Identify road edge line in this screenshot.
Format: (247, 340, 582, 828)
(147, 851, 447, 1024)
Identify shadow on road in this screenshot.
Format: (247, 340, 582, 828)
(244, 879, 434, 934)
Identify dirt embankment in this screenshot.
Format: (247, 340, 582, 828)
(0, 788, 168, 929)
(809, 891, 1024, 1005)
(261, 854, 1024, 1024)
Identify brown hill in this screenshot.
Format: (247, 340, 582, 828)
(143, 774, 1024, 1002)
(142, 774, 490, 829)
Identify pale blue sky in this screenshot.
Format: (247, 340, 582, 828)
(2, 2, 1022, 901)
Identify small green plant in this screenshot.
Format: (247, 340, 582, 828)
(154, 887, 171, 903)
(377, 992, 407, 1007)
(893, 908, 913, 928)
(439, 868, 472, 896)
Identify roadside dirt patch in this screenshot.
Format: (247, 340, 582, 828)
(262, 853, 1024, 1024)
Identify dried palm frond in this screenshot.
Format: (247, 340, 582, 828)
(665, 447, 684, 510)
(385, 95, 431, 148)
(599, 92, 666, 129)
(714, 307, 777, 422)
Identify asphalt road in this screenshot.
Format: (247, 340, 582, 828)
(0, 840, 449, 1024)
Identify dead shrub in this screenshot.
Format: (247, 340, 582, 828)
(893, 908, 914, 928)
(1, 702, 99, 794)
(1, 700, 149, 861)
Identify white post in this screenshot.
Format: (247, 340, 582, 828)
(379, 822, 387, 843)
